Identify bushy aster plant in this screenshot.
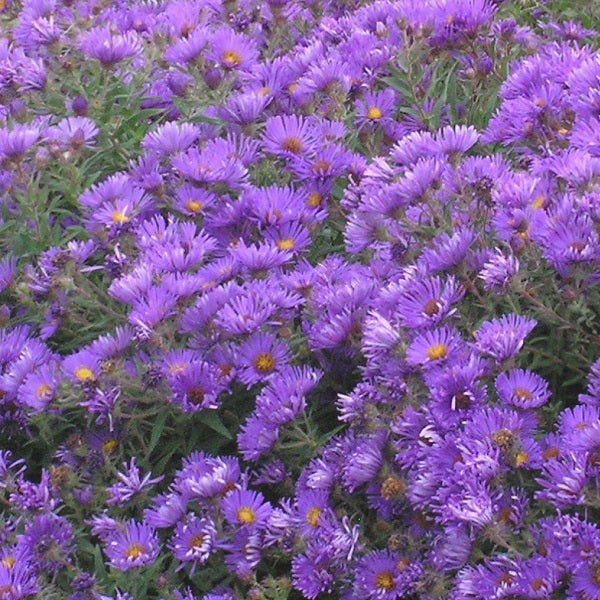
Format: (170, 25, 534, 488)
(0, 0, 599, 598)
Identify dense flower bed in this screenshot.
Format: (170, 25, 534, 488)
(0, 0, 599, 598)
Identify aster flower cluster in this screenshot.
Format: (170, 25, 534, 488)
(0, 0, 599, 598)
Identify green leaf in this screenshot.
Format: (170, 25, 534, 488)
(198, 410, 233, 440)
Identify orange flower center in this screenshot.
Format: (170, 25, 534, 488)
(281, 136, 303, 154)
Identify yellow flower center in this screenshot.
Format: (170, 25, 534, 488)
(222, 50, 241, 66)
(74, 366, 95, 383)
(375, 571, 394, 591)
(306, 192, 321, 207)
(287, 82, 298, 94)
(124, 543, 145, 561)
(254, 352, 275, 374)
(35, 383, 51, 399)
(515, 451, 528, 466)
(306, 507, 320, 528)
(276, 238, 294, 251)
(169, 362, 188, 374)
(367, 106, 382, 121)
(1, 556, 15, 569)
(425, 343, 447, 360)
(185, 199, 203, 214)
(102, 438, 118, 455)
(236, 506, 256, 525)
(258, 86, 270, 96)
(531, 195, 545, 209)
(188, 534, 204, 549)
(111, 210, 129, 224)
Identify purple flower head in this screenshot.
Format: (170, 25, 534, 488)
(262, 114, 317, 158)
(354, 88, 397, 131)
(396, 274, 464, 330)
(18, 513, 74, 574)
(535, 451, 588, 508)
(353, 549, 403, 600)
(144, 493, 187, 529)
(79, 27, 142, 66)
(495, 369, 550, 409)
(569, 557, 600, 600)
(103, 520, 159, 571)
(236, 333, 291, 388)
(478, 249, 520, 293)
(141, 122, 200, 158)
(221, 488, 272, 531)
(47, 117, 98, 151)
(342, 432, 385, 492)
(169, 515, 216, 574)
(207, 27, 258, 71)
(0, 563, 38, 599)
(418, 228, 475, 274)
(473, 314, 536, 363)
(406, 326, 465, 369)
(106, 458, 163, 507)
(294, 489, 333, 537)
(62, 350, 100, 386)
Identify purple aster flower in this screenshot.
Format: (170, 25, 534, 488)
(18, 513, 73, 574)
(103, 520, 159, 571)
(141, 122, 200, 158)
(262, 114, 317, 158)
(354, 88, 397, 132)
(176, 454, 241, 500)
(341, 432, 385, 492)
(436, 124, 479, 157)
(207, 27, 258, 71)
(294, 489, 332, 537)
(0, 256, 16, 292)
(291, 547, 335, 599)
(144, 493, 187, 529)
(237, 414, 279, 461)
(62, 350, 100, 386)
(221, 488, 272, 531)
(17, 361, 60, 413)
(569, 558, 600, 600)
(418, 228, 475, 273)
(168, 360, 223, 412)
(495, 369, 550, 409)
(0, 563, 37, 599)
(535, 451, 588, 508)
(478, 249, 520, 293)
(395, 274, 464, 329)
(513, 555, 560, 598)
(169, 515, 216, 575)
(405, 326, 465, 369)
(236, 333, 291, 388)
(427, 357, 487, 426)
(353, 549, 402, 600)
(79, 27, 142, 66)
(0, 124, 39, 164)
(47, 117, 98, 151)
(473, 314, 536, 362)
(106, 458, 163, 507)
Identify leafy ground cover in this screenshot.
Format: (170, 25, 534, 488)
(0, 0, 600, 598)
